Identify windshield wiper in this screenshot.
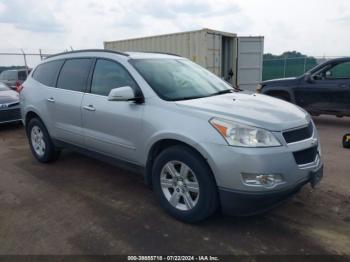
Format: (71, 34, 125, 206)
(170, 95, 207, 101)
(233, 86, 243, 92)
(218, 89, 235, 94)
(210, 85, 244, 97)
(209, 89, 234, 97)
(171, 88, 241, 101)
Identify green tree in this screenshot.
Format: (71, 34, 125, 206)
(263, 51, 317, 80)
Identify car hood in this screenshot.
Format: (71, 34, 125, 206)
(175, 92, 309, 131)
(261, 77, 300, 86)
(0, 90, 19, 104)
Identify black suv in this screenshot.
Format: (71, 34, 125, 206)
(259, 57, 350, 117)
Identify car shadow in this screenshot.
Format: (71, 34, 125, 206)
(13, 147, 331, 254)
(0, 121, 23, 132)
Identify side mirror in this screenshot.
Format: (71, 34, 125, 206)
(304, 73, 314, 83)
(325, 71, 332, 78)
(108, 86, 136, 101)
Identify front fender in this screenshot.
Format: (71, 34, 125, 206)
(141, 131, 223, 188)
(142, 131, 212, 166)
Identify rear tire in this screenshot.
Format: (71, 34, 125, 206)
(152, 145, 218, 223)
(26, 118, 60, 163)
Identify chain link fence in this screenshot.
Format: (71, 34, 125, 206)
(0, 50, 346, 82)
(0, 49, 72, 74)
(263, 56, 344, 81)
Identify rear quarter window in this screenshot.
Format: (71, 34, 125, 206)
(33, 60, 64, 87)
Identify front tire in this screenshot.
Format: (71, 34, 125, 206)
(26, 118, 60, 163)
(152, 145, 218, 223)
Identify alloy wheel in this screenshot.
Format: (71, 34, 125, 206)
(31, 125, 46, 157)
(160, 161, 200, 211)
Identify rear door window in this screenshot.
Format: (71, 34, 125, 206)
(33, 60, 64, 87)
(57, 59, 92, 92)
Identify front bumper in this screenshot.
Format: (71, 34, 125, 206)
(0, 106, 22, 124)
(198, 120, 323, 215)
(219, 164, 323, 215)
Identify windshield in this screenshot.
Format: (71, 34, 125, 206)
(0, 83, 10, 91)
(130, 59, 233, 101)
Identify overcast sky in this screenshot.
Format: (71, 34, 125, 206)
(0, 0, 349, 64)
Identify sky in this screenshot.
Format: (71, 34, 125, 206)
(0, 0, 349, 66)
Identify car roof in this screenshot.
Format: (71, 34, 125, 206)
(45, 49, 182, 61)
(309, 57, 350, 74)
(126, 52, 182, 59)
(323, 57, 350, 64)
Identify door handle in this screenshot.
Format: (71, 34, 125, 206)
(83, 105, 96, 111)
(47, 97, 55, 103)
(339, 84, 348, 88)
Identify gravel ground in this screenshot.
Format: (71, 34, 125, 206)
(0, 115, 349, 255)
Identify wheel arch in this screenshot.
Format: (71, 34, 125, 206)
(24, 110, 44, 127)
(145, 138, 217, 189)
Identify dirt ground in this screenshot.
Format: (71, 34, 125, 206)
(0, 115, 349, 255)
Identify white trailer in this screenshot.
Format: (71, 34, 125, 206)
(104, 28, 264, 91)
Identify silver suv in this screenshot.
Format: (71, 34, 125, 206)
(20, 50, 323, 222)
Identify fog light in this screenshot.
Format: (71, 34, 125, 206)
(241, 173, 284, 188)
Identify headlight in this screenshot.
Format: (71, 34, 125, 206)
(210, 118, 281, 147)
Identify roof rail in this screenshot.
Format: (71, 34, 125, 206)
(46, 49, 129, 59)
(136, 51, 182, 57)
